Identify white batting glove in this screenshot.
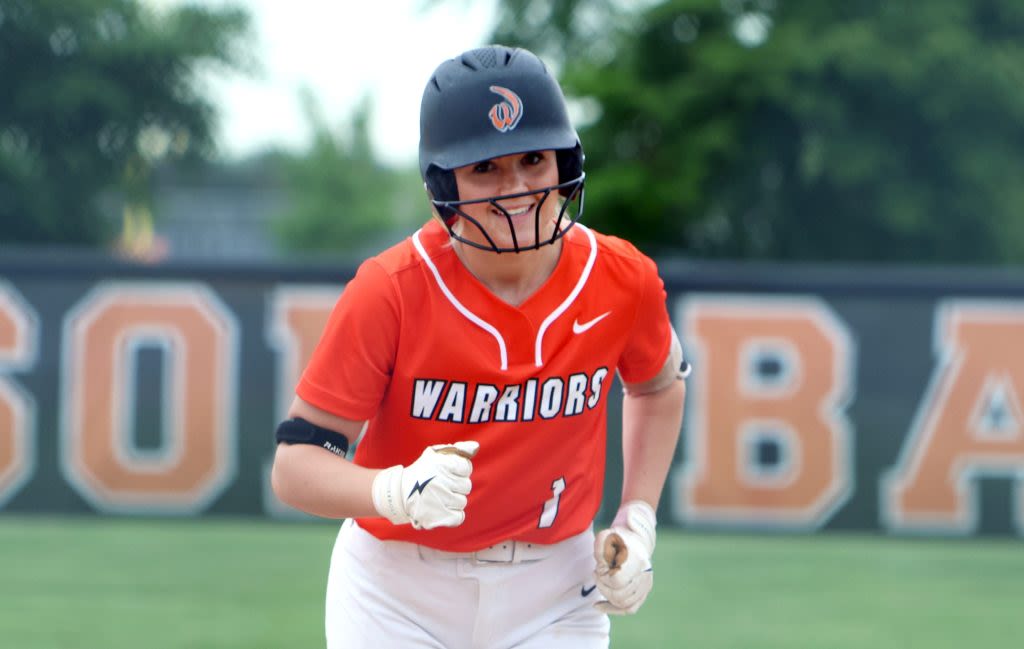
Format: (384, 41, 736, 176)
(371, 441, 479, 530)
(593, 500, 657, 615)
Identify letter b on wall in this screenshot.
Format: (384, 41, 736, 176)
(673, 296, 856, 530)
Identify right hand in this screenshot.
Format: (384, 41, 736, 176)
(371, 441, 479, 529)
(593, 500, 657, 615)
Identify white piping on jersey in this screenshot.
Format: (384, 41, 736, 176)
(412, 229, 509, 371)
(411, 225, 598, 371)
(535, 224, 598, 367)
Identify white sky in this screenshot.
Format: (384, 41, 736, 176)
(149, 0, 498, 166)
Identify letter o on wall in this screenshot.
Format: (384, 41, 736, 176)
(61, 283, 239, 514)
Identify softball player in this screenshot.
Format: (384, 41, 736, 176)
(271, 44, 688, 649)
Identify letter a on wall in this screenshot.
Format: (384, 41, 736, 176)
(672, 295, 856, 530)
(883, 300, 1024, 535)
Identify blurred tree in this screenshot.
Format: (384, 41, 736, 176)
(486, 0, 1024, 264)
(272, 91, 424, 256)
(0, 0, 252, 247)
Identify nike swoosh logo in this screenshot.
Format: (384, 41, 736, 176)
(572, 311, 611, 334)
(581, 584, 597, 597)
(407, 476, 435, 499)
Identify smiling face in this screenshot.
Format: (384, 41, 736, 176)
(450, 150, 563, 251)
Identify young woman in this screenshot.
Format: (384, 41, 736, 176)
(271, 44, 688, 649)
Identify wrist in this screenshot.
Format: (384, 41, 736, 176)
(614, 500, 657, 554)
(371, 465, 409, 525)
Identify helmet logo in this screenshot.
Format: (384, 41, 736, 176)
(488, 86, 523, 132)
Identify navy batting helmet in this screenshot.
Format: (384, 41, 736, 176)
(419, 45, 585, 253)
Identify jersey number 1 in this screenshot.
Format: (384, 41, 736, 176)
(538, 477, 565, 528)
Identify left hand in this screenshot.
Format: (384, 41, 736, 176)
(593, 500, 657, 615)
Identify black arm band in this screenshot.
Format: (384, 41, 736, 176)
(275, 417, 350, 457)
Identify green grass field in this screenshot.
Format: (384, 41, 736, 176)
(1, 516, 1021, 649)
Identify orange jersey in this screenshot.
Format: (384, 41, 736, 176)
(297, 220, 673, 551)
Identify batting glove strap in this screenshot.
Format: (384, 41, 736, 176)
(613, 500, 657, 555)
(371, 465, 411, 526)
(594, 500, 658, 615)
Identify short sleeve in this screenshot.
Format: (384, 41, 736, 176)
(296, 259, 399, 421)
(617, 254, 673, 384)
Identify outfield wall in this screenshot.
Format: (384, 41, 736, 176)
(1, 253, 1023, 537)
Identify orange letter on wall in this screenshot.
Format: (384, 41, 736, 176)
(883, 301, 1024, 534)
(262, 285, 342, 517)
(61, 283, 239, 514)
(673, 296, 855, 529)
(0, 283, 38, 507)
(265, 285, 343, 422)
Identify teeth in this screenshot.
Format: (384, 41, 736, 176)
(498, 206, 531, 217)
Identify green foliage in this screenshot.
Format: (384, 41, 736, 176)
(0, 0, 252, 246)
(272, 92, 424, 255)
(488, 0, 1024, 264)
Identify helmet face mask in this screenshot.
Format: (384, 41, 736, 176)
(434, 174, 585, 253)
(419, 45, 586, 253)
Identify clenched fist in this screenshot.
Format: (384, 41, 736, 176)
(593, 500, 657, 615)
(371, 441, 479, 530)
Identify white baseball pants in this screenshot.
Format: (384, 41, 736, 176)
(325, 519, 610, 649)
